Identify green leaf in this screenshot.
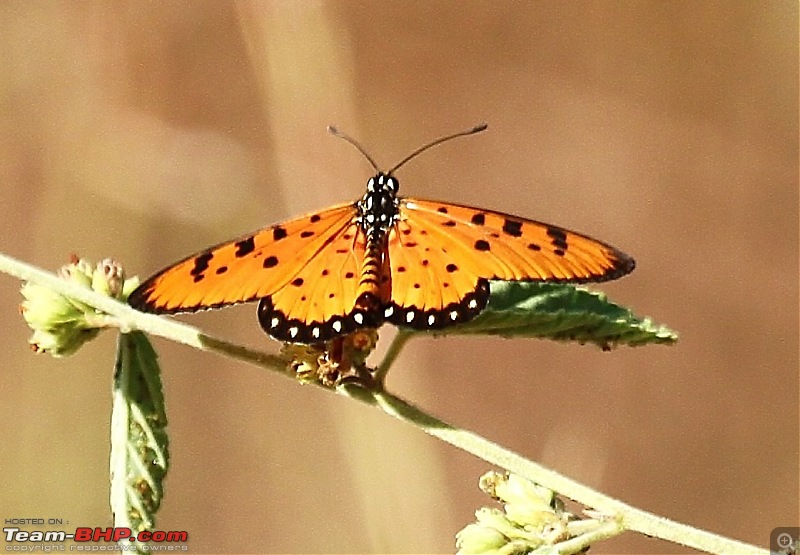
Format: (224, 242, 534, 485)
(110, 331, 169, 552)
(439, 281, 677, 349)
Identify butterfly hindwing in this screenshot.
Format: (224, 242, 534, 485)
(257, 217, 373, 343)
(384, 212, 489, 329)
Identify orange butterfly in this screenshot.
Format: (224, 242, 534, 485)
(128, 125, 635, 344)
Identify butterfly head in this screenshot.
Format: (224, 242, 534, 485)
(367, 172, 399, 194)
(358, 173, 400, 233)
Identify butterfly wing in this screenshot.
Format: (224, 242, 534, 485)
(256, 215, 373, 343)
(129, 202, 371, 342)
(383, 198, 634, 330)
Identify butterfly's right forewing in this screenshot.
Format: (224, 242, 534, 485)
(128, 202, 359, 315)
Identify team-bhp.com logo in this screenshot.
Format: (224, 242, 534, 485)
(4, 526, 188, 550)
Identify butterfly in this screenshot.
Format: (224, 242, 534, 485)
(128, 124, 635, 344)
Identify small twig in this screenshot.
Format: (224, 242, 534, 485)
(557, 519, 625, 553)
(373, 329, 413, 384)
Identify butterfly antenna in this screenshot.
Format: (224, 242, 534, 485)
(389, 122, 488, 174)
(327, 125, 380, 172)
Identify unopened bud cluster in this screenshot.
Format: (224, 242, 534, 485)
(20, 257, 138, 356)
(456, 471, 576, 555)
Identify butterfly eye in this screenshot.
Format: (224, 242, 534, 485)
(386, 177, 398, 192)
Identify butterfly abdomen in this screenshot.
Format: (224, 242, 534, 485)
(354, 235, 388, 311)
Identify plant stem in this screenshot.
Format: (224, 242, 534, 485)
(373, 329, 413, 384)
(1, 252, 767, 555)
(357, 388, 765, 555)
(559, 519, 624, 554)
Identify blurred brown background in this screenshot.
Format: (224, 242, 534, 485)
(1, 2, 797, 554)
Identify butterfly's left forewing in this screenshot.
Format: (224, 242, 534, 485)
(398, 198, 634, 282)
(383, 198, 634, 330)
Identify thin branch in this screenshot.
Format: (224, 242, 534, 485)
(1, 251, 767, 555)
(1, 252, 288, 377)
(343, 388, 766, 555)
(374, 329, 413, 384)
(559, 519, 625, 553)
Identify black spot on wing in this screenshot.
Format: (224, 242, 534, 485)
(547, 227, 568, 250)
(234, 236, 256, 257)
(502, 219, 523, 237)
(471, 213, 486, 226)
(190, 253, 213, 277)
(546, 226, 567, 241)
(263, 255, 279, 268)
(273, 226, 288, 241)
(474, 239, 490, 252)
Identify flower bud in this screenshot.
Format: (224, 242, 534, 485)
(20, 257, 135, 356)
